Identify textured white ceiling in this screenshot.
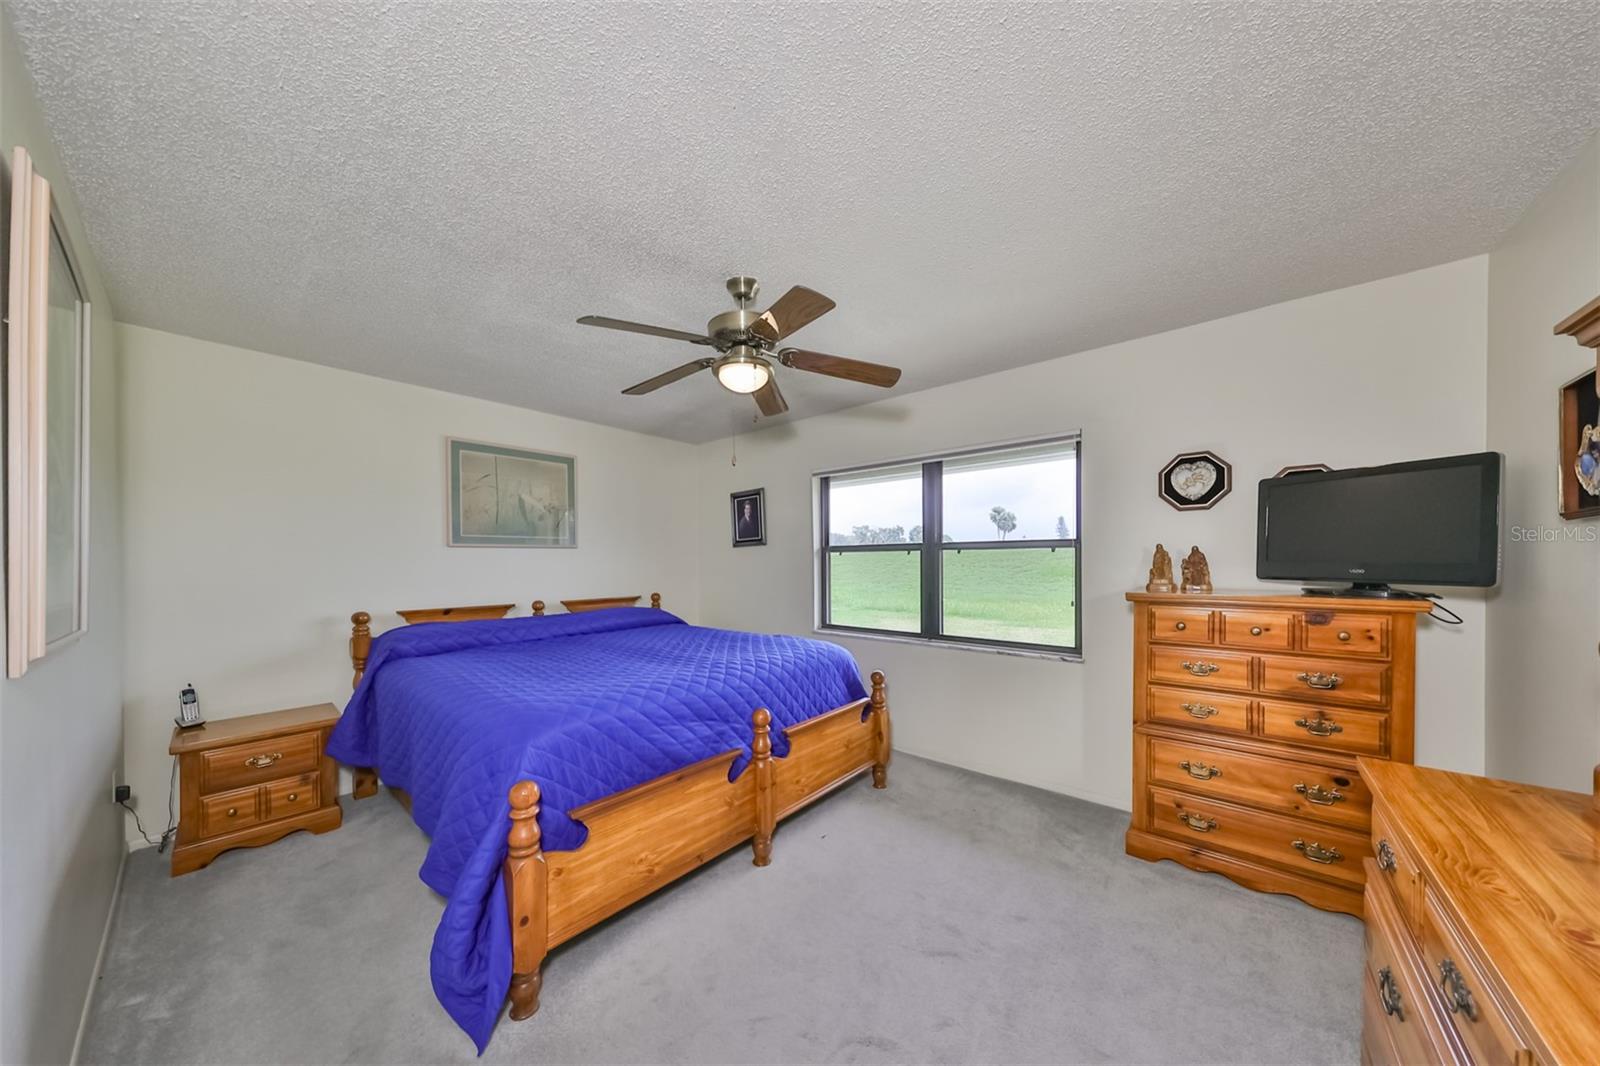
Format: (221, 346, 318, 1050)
(6, 1, 1598, 443)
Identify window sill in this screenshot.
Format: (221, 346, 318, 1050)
(813, 626, 1082, 663)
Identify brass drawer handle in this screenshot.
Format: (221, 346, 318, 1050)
(245, 752, 283, 769)
(1438, 959, 1479, 1021)
(1181, 702, 1219, 719)
(1174, 621, 1187, 631)
(1249, 626, 1263, 636)
(1294, 715, 1343, 737)
(1294, 782, 1344, 805)
(1295, 671, 1341, 690)
(1181, 660, 1221, 676)
(1292, 839, 1343, 864)
(1378, 967, 1405, 1021)
(1179, 760, 1222, 780)
(1376, 839, 1397, 872)
(1178, 811, 1217, 833)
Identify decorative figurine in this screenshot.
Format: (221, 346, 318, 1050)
(1180, 545, 1213, 594)
(1145, 543, 1176, 593)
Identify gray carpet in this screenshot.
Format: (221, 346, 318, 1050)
(80, 755, 1360, 1065)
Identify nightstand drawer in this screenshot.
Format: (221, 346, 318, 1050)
(201, 787, 263, 837)
(265, 774, 320, 819)
(200, 732, 320, 794)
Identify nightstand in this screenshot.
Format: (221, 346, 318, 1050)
(168, 703, 343, 876)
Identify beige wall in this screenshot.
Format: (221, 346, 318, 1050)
(1, 11, 127, 1065)
(117, 325, 703, 846)
(1485, 134, 1600, 792)
(696, 257, 1492, 809)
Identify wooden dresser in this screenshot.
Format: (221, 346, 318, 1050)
(1360, 759, 1600, 1066)
(169, 703, 342, 875)
(1125, 591, 1433, 916)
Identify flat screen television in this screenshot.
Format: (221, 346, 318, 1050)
(1256, 452, 1502, 594)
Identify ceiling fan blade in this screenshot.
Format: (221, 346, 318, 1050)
(780, 349, 902, 388)
(578, 315, 713, 346)
(753, 376, 788, 417)
(748, 286, 835, 343)
(621, 358, 715, 395)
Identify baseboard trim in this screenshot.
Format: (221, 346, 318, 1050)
(68, 843, 127, 1066)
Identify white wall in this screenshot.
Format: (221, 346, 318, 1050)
(1, 11, 127, 1064)
(117, 325, 702, 846)
(697, 257, 1491, 810)
(1485, 134, 1600, 792)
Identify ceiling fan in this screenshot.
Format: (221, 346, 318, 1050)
(577, 276, 903, 417)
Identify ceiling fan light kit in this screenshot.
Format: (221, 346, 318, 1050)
(579, 276, 903, 417)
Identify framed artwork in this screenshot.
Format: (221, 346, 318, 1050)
(5, 147, 92, 678)
(1559, 368, 1600, 520)
(1273, 463, 1334, 478)
(1158, 451, 1232, 511)
(447, 438, 576, 547)
(731, 488, 766, 547)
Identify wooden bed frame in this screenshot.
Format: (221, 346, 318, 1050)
(343, 592, 891, 1023)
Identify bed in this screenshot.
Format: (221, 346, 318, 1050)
(329, 593, 891, 1050)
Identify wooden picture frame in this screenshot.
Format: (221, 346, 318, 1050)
(1559, 368, 1600, 520)
(731, 487, 766, 546)
(4, 146, 92, 679)
(446, 438, 576, 548)
(342, 592, 891, 1036)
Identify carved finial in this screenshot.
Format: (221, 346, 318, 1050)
(869, 672, 890, 789)
(349, 611, 373, 690)
(531, 600, 545, 616)
(1146, 544, 1176, 594)
(650, 592, 662, 609)
(751, 708, 774, 866)
(508, 781, 541, 857)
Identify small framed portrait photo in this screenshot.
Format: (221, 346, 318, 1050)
(730, 488, 766, 547)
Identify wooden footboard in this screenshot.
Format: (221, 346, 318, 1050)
(339, 598, 890, 1030)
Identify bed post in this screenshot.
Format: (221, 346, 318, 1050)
(531, 601, 545, 616)
(349, 612, 379, 799)
(751, 708, 774, 867)
(870, 670, 891, 789)
(650, 592, 662, 609)
(505, 781, 548, 1020)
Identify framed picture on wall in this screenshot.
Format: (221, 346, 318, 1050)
(1559, 368, 1600, 520)
(731, 488, 766, 547)
(447, 438, 576, 547)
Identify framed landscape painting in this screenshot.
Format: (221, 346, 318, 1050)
(447, 438, 576, 547)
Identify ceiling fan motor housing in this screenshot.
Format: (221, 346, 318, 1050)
(707, 308, 763, 350)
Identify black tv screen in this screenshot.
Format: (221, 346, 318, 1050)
(1256, 452, 1502, 588)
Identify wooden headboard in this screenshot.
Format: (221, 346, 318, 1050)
(349, 593, 663, 688)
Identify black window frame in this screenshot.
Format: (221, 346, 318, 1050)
(818, 437, 1082, 658)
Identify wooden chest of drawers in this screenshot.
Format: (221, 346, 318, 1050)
(1359, 759, 1600, 1066)
(1125, 591, 1433, 916)
(169, 703, 342, 876)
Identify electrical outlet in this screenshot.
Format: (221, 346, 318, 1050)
(113, 784, 131, 804)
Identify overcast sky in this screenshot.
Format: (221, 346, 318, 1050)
(830, 454, 1078, 541)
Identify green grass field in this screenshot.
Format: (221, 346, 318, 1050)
(829, 548, 1077, 647)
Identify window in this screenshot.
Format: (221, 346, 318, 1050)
(818, 436, 1080, 657)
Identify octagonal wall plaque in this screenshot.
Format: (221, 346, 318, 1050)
(1159, 451, 1233, 511)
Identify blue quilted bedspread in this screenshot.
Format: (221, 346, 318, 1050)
(326, 607, 868, 1051)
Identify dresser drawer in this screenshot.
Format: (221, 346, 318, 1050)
(1148, 646, 1252, 692)
(200, 732, 321, 794)
(1146, 735, 1372, 830)
(265, 774, 320, 819)
(1301, 610, 1390, 658)
(200, 786, 263, 838)
(1419, 886, 1530, 1066)
(1146, 685, 1251, 735)
(1370, 802, 1421, 931)
(1259, 656, 1389, 707)
(1218, 609, 1294, 651)
(1364, 866, 1454, 1066)
(1259, 699, 1388, 757)
(1149, 786, 1368, 887)
(1148, 606, 1213, 644)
